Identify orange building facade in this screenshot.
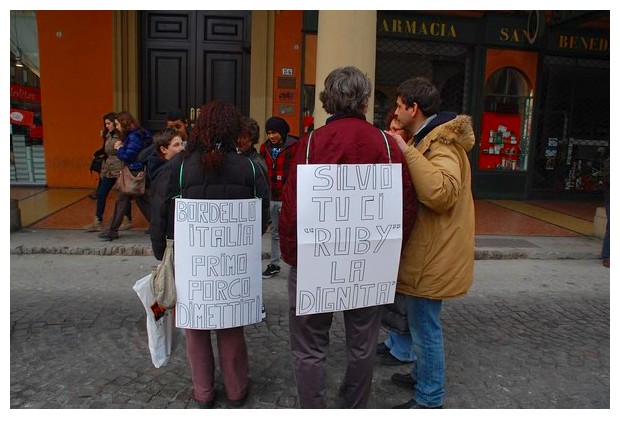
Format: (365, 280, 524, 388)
(10, 10, 609, 199)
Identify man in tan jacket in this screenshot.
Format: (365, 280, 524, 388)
(386, 77, 475, 409)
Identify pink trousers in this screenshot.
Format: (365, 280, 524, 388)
(184, 327, 249, 402)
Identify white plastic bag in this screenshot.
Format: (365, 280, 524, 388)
(133, 273, 176, 368)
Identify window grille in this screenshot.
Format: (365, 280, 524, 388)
(533, 56, 609, 192)
(374, 37, 474, 128)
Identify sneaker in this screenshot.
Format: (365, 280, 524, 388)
(262, 264, 281, 279)
(119, 217, 133, 231)
(83, 218, 102, 232)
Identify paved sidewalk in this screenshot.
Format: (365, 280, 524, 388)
(10, 228, 604, 260)
(10, 228, 610, 413)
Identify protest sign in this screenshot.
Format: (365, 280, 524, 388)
(174, 198, 263, 329)
(296, 164, 403, 316)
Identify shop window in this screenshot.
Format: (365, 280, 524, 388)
(11, 11, 45, 185)
(533, 57, 609, 193)
(479, 67, 533, 172)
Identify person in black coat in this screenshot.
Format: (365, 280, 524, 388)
(149, 100, 269, 408)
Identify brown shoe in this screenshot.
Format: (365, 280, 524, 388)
(603, 259, 610, 268)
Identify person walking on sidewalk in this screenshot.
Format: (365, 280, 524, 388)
(98, 111, 152, 241)
(386, 77, 475, 409)
(149, 100, 269, 408)
(259, 116, 298, 278)
(279, 66, 417, 408)
(83, 112, 132, 232)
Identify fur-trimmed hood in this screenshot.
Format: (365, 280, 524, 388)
(418, 113, 475, 153)
(433, 114, 475, 153)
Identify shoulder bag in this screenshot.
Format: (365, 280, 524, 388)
(115, 165, 146, 196)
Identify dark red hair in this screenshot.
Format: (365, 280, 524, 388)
(187, 100, 242, 171)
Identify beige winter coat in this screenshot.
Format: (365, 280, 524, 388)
(396, 115, 475, 299)
(100, 135, 123, 178)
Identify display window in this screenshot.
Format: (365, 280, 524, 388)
(533, 56, 609, 193)
(478, 67, 533, 172)
(10, 52, 45, 185)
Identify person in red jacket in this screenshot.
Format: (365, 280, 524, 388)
(278, 66, 417, 408)
(259, 116, 298, 278)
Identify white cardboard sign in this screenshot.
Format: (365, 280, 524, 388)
(174, 198, 263, 329)
(296, 164, 403, 315)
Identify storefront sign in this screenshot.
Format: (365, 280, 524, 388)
(30, 125, 44, 139)
(377, 12, 477, 44)
(485, 15, 537, 48)
(547, 30, 609, 56)
(10, 108, 34, 126)
(10, 84, 41, 104)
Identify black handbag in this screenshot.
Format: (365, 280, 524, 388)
(89, 155, 104, 174)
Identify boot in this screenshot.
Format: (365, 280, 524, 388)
(83, 217, 102, 232)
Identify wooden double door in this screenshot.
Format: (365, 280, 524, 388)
(140, 11, 251, 132)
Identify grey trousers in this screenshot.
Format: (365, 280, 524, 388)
(287, 267, 382, 408)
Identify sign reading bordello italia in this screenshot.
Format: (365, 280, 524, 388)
(377, 12, 478, 44)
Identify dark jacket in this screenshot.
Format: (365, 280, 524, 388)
(381, 293, 409, 334)
(149, 146, 270, 260)
(259, 134, 298, 201)
(278, 113, 418, 267)
(147, 153, 170, 237)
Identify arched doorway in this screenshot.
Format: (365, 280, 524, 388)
(478, 66, 533, 172)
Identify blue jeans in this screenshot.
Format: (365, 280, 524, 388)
(602, 197, 610, 259)
(405, 296, 444, 408)
(385, 329, 414, 362)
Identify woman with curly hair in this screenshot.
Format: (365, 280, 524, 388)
(149, 100, 269, 408)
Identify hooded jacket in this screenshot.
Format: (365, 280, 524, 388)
(259, 134, 298, 201)
(396, 113, 475, 299)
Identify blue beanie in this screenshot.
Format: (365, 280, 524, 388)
(265, 116, 290, 137)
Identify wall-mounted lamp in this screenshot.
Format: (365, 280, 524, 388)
(14, 50, 24, 68)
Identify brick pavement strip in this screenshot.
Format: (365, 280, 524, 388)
(10, 254, 609, 411)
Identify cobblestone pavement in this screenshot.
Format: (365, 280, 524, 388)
(10, 254, 609, 411)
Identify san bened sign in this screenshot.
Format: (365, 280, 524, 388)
(549, 31, 609, 55)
